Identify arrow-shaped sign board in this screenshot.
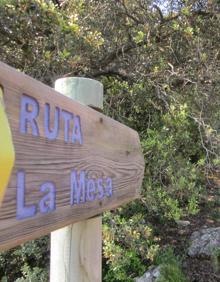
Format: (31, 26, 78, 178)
(0, 62, 144, 250)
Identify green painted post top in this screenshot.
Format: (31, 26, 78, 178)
(55, 77, 103, 110)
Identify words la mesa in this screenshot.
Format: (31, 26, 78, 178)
(16, 94, 113, 220)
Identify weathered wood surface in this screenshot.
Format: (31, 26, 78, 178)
(50, 77, 103, 282)
(51, 217, 102, 282)
(0, 62, 144, 250)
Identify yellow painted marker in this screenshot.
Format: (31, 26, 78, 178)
(0, 86, 15, 205)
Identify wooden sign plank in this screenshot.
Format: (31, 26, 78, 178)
(0, 62, 144, 250)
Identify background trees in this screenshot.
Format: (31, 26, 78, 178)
(0, 0, 219, 281)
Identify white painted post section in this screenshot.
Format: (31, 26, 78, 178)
(50, 77, 103, 282)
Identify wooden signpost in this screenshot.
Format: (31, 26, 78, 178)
(51, 77, 104, 282)
(0, 61, 144, 251)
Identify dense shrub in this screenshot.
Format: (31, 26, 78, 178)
(0, 237, 49, 281)
(103, 211, 160, 281)
(0, 0, 220, 281)
(155, 247, 189, 282)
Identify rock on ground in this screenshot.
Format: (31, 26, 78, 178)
(134, 266, 161, 282)
(175, 220, 190, 227)
(188, 227, 220, 257)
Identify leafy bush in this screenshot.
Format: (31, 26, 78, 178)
(0, 237, 49, 281)
(211, 248, 220, 273)
(155, 247, 189, 282)
(103, 211, 160, 281)
(142, 104, 204, 220)
(0, 0, 220, 281)
(15, 265, 48, 282)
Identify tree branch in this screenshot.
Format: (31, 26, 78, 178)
(91, 69, 131, 80)
(153, 4, 164, 23)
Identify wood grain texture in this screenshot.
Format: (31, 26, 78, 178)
(50, 217, 102, 282)
(50, 77, 103, 282)
(0, 62, 145, 250)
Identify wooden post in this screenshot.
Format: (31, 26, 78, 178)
(50, 77, 103, 282)
(0, 62, 144, 250)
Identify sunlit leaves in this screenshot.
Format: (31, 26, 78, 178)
(1, 1, 220, 281)
(134, 31, 145, 43)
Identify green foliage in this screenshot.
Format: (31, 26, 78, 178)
(142, 104, 204, 220)
(15, 265, 47, 282)
(155, 247, 189, 282)
(158, 262, 189, 282)
(0, 237, 49, 281)
(211, 248, 220, 273)
(0, 0, 94, 85)
(103, 211, 159, 281)
(0, 0, 220, 281)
